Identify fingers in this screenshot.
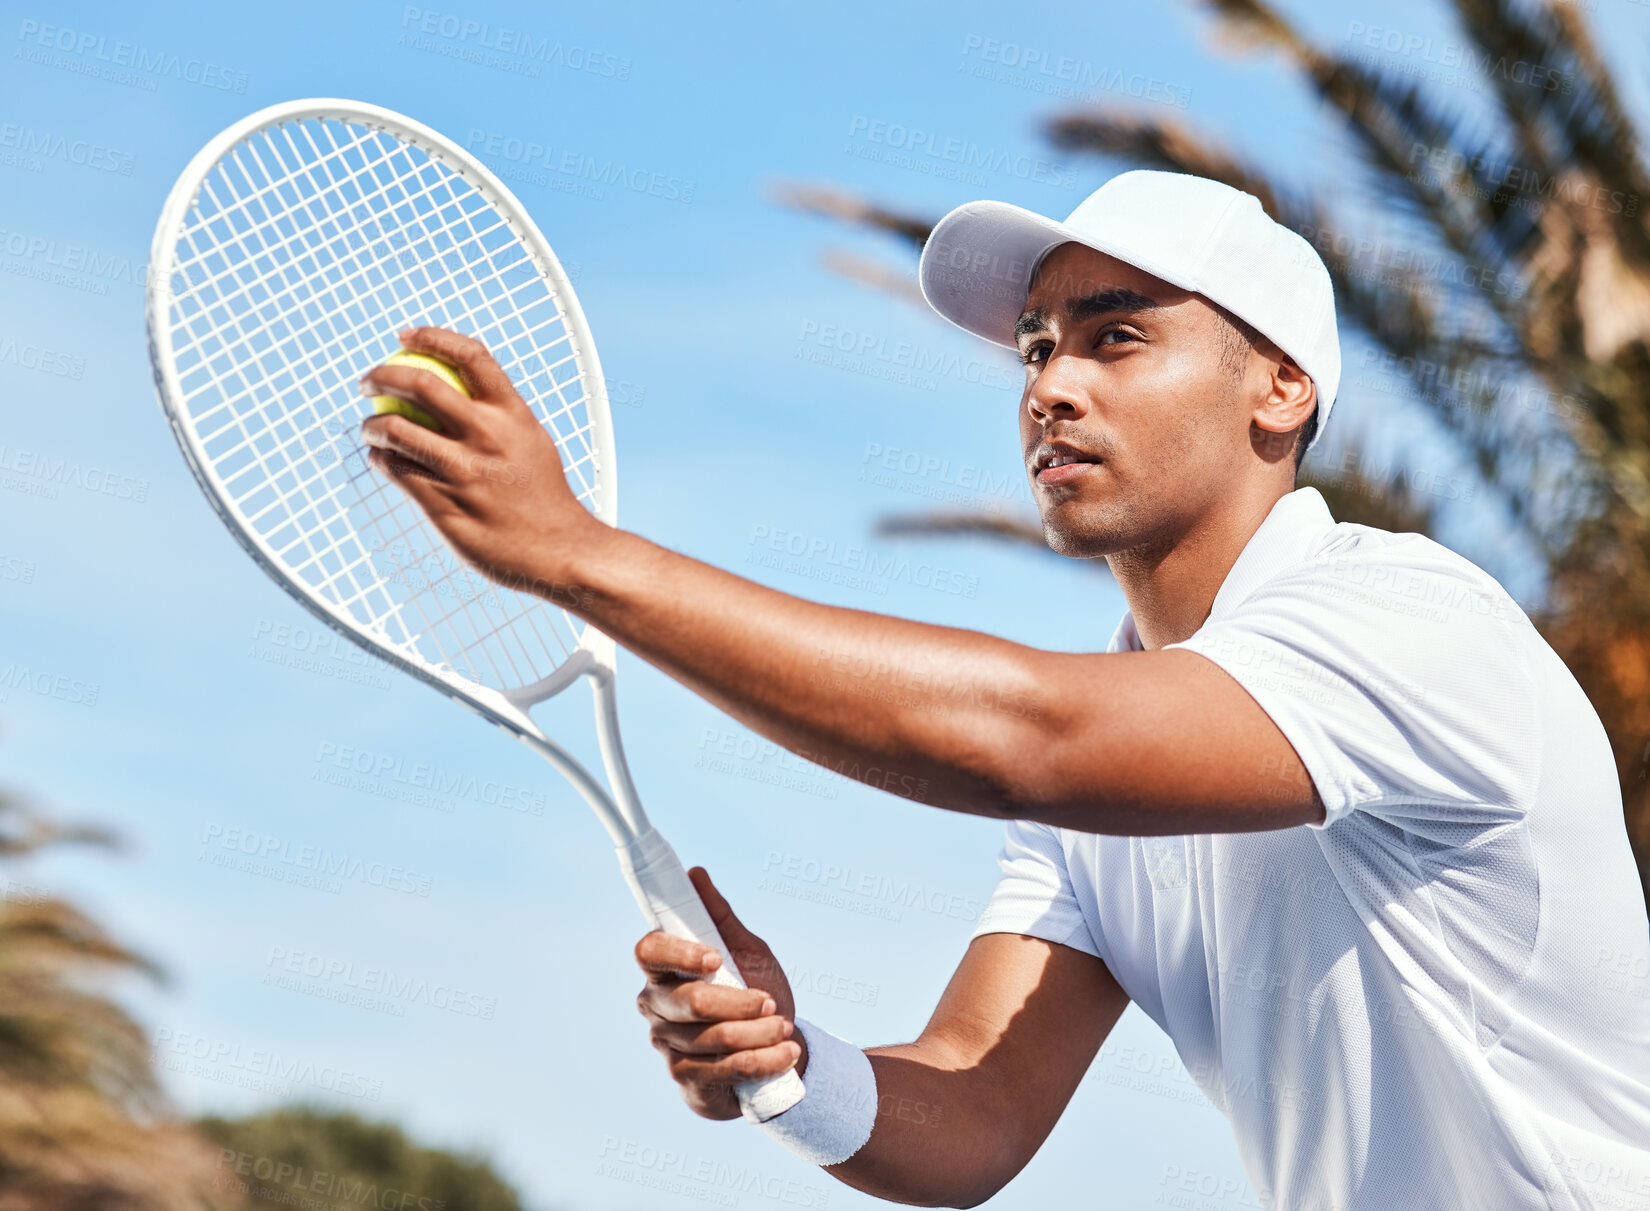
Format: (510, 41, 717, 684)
(397, 326, 518, 402)
(663, 1040, 803, 1088)
(650, 1013, 794, 1058)
(359, 363, 474, 436)
(635, 929, 723, 979)
(641, 970, 775, 1026)
(359, 417, 461, 514)
(361, 411, 464, 475)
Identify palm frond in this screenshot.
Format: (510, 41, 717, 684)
(768, 182, 933, 248)
(875, 510, 1054, 554)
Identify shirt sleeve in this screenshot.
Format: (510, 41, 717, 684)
(1166, 533, 1543, 837)
(970, 818, 1104, 959)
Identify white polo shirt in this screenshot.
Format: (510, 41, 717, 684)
(974, 487, 1650, 1211)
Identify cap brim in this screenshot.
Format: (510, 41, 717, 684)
(917, 199, 1204, 350)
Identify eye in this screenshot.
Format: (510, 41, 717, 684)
(1019, 340, 1052, 367)
(1097, 326, 1143, 347)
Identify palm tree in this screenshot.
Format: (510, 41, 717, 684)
(779, 0, 1650, 907)
(0, 793, 223, 1210)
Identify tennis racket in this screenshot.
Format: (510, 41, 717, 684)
(144, 97, 805, 1122)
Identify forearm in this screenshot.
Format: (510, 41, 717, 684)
(808, 1042, 1025, 1208)
(774, 933, 1124, 1207)
(569, 525, 1053, 818)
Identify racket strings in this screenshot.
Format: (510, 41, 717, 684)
(161, 114, 603, 693)
(173, 127, 560, 693)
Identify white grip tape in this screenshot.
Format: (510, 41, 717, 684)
(617, 827, 807, 1123)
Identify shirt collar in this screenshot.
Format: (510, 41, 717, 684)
(1106, 487, 1337, 654)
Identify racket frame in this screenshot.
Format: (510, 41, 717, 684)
(146, 98, 638, 834)
(146, 98, 805, 1122)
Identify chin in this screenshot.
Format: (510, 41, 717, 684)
(1039, 506, 1130, 560)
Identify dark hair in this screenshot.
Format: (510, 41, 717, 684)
(1294, 406, 1319, 473)
(1215, 306, 1316, 474)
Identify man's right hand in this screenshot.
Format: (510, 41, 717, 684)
(635, 867, 805, 1120)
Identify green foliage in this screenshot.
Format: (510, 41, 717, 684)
(197, 1107, 528, 1211)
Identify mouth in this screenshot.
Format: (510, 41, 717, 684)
(1031, 441, 1103, 487)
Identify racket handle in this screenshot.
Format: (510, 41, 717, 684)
(617, 827, 807, 1124)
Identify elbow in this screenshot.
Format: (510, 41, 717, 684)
(964, 688, 1092, 824)
(885, 1169, 1013, 1209)
(973, 747, 1068, 824)
(948, 1180, 1010, 1209)
(940, 1147, 1029, 1208)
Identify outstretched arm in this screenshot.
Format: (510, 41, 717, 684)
(359, 326, 1322, 835)
(636, 869, 1130, 1208)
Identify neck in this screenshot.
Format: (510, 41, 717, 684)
(1106, 484, 1294, 650)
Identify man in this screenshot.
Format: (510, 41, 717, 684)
(359, 171, 1650, 1210)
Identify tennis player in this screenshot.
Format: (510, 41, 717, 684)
(359, 170, 1650, 1210)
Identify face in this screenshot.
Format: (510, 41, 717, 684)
(1015, 243, 1258, 559)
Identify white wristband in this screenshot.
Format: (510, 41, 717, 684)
(755, 1017, 877, 1166)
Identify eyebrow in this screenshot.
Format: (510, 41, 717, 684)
(1013, 287, 1163, 341)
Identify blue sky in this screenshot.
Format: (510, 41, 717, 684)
(2, 1, 1645, 1208)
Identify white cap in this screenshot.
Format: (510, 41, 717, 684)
(917, 170, 1340, 447)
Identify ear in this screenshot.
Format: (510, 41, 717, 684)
(1250, 357, 1316, 465)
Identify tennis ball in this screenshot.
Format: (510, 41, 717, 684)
(370, 350, 470, 431)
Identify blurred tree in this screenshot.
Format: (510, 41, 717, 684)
(197, 1108, 526, 1211)
(0, 793, 222, 1211)
(779, 0, 1650, 908)
(0, 784, 533, 1211)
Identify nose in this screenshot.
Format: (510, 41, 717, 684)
(1025, 348, 1092, 427)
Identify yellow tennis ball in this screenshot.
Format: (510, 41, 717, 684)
(370, 350, 470, 431)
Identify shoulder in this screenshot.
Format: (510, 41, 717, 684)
(1293, 522, 1526, 630)
(1195, 518, 1540, 708)
(1177, 522, 1544, 826)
